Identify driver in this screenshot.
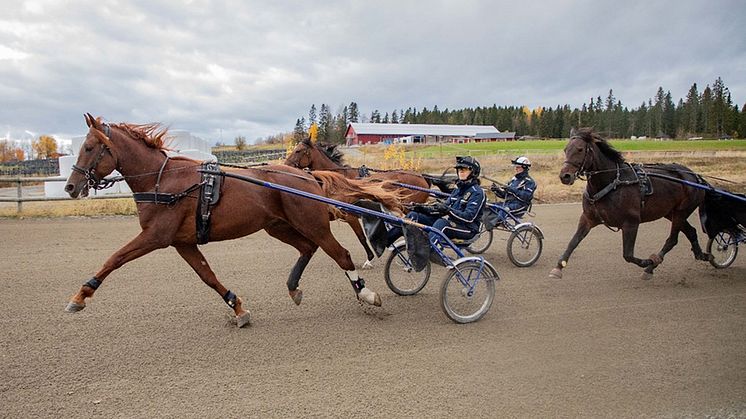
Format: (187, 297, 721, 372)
(490, 156, 536, 222)
(386, 156, 486, 246)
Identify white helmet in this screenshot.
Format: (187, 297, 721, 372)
(511, 156, 531, 168)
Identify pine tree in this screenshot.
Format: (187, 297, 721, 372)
(701, 85, 713, 135)
(293, 118, 307, 142)
(318, 104, 332, 142)
(308, 104, 317, 126)
(682, 83, 699, 136)
(348, 102, 359, 123)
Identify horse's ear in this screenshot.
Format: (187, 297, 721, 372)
(84, 113, 94, 128)
(302, 136, 312, 146)
(569, 127, 577, 138)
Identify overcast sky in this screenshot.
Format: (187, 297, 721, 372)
(2, 0, 745, 146)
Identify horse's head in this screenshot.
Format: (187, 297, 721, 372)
(559, 128, 596, 185)
(65, 113, 119, 198)
(284, 137, 314, 169)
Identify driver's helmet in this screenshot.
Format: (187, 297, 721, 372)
(454, 156, 481, 179)
(511, 156, 531, 169)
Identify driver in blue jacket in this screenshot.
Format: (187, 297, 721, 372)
(490, 156, 536, 223)
(386, 156, 486, 246)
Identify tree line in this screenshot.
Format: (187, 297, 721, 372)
(272, 77, 744, 145)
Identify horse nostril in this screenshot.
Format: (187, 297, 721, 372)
(64, 184, 74, 193)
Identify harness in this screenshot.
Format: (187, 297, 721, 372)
(132, 161, 223, 244)
(583, 163, 653, 205)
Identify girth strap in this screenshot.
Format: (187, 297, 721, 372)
(196, 162, 223, 244)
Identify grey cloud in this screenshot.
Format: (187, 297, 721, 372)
(1, 0, 744, 144)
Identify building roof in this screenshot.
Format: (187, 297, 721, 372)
(349, 123, 499, 136)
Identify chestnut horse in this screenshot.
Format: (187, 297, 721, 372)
(550, 128, 711, 280)
(285, 138, 431, 266)
(64, 114, 402, 327)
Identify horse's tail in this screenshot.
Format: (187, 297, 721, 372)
(310, 170, 406, 215)
(699, 187, 746, 239)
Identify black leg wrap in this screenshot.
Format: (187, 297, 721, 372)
(287, 254, 312, 291)
(351, 278, 366, 294)
(83, 277, 102, 290)
(223, 290, 237, 308)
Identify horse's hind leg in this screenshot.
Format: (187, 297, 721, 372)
(680, 218, 708, 261)
(345, 213, 376, 269)
(265, 222, 319, 306)
(643, 215, 707, 276)
(314, 232, 382, 307)
(65, 230, 167, 313)
(174, 244, 251, 328)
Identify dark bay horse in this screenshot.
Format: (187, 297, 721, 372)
(64, 114, 402, 327)
(285, 138, 431, 267)
(550, 128, 710, 280)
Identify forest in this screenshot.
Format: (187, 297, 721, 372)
(278, 77, 745, 144)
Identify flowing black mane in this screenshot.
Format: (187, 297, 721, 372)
(573, 128, 625, 164)
(316, 142, 346, 166)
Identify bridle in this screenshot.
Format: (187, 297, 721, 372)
(71, 123, 120, 190)
(563, 137, 593, 180)
(287, 142, 313, 169)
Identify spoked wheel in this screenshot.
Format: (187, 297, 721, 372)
(439, 259, 498, 323)
(466, 224, 493, 254)
(384, 243, 431, 295)
(507, 225, 543, 267)
(707, 231, 739, 269)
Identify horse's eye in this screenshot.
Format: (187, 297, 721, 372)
(84, 145, 93, 152)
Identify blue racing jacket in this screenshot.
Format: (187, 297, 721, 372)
(444, 180, 487, 233)
(494, 171, 536, 214)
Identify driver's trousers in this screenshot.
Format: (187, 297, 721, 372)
(386, 212, 476, 247)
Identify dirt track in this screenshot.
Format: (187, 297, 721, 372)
(1, 204, 744, 418)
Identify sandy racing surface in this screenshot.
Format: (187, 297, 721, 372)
(1, 203, 744, 418)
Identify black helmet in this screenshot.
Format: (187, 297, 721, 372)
(454, 156, 481, 179)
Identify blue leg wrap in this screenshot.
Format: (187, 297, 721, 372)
(83, 277, 102, 290)
(223, 290, 237, 308)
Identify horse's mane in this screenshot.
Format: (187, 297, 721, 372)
(114, 122, 170, 150)
(315, 141, 346, 165)
(573, 128, 624, 164)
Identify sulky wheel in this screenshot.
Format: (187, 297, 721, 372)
(384, 242, 431, 296)
(707, 230, 739, 269)
(439, 259, 498, 323)
(507, 225, 543, 267)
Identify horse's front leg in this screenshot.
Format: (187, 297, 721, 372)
(619, 223, 660, 280)
(174, 244, 251, 328)
(549, 214, 597, 279)
(65, 230, 169, 312)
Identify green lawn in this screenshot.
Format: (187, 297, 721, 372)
(409, 139, 746, 158)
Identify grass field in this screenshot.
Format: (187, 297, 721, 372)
(405, 139, 746, 158)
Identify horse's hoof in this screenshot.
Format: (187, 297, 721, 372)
(640, 271, 653, 281)
(548, 268, 563, 279)
(289, 289, 303, 306)
(236, 311, 252, 328)
(649, 254, 663, 266)
(362, 259, 374, 270)
(65, 301, 85, 312)
(358, 288, 382, 307)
